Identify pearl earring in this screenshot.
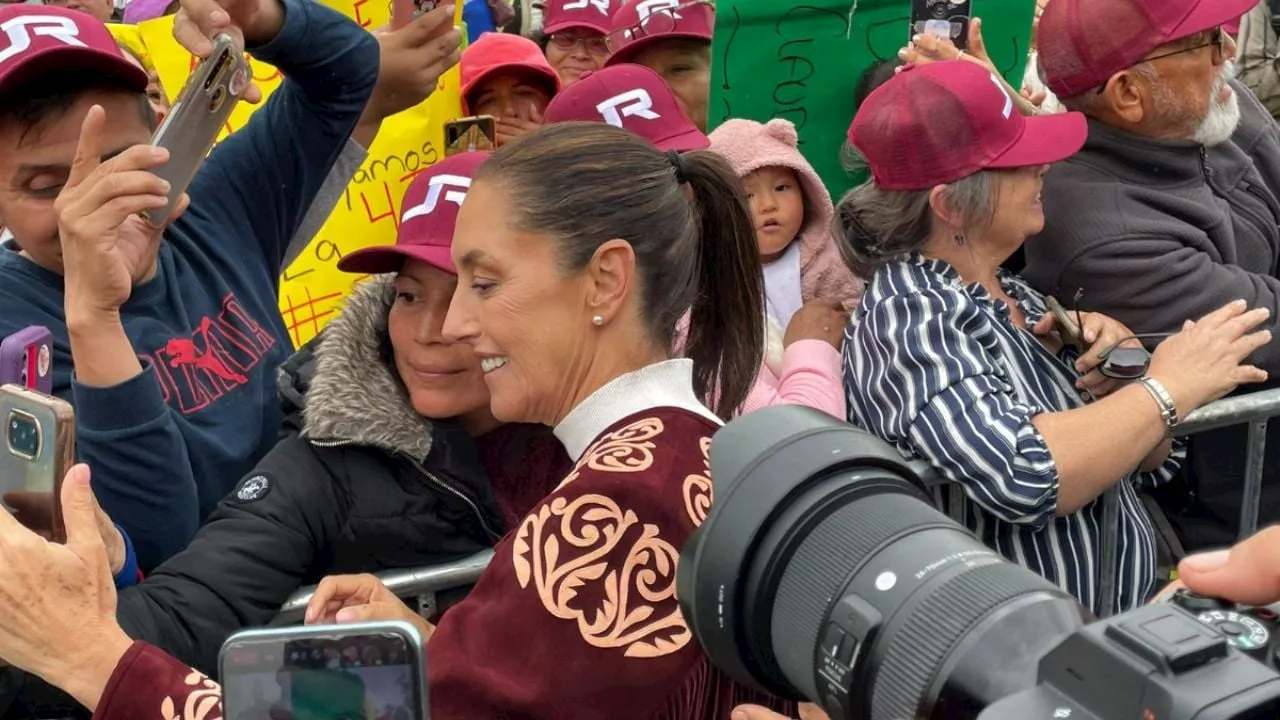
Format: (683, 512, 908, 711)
(592, 315, 604, 327)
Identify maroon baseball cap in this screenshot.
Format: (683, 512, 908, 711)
(1037, 0, 1254, 99)
(339, 152, 491, 276)
(539, 0, 616, 35)
(0, 4, 147, 100)
(604, 0, 713, 66)
(849, 61, 1087, 191)
(544, 64, 708, 151)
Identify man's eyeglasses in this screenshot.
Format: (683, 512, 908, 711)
(1145, 26, 1231, 65)
(604, 0, 712, 53)
(549, 32, 610, 56)
(1095, 27, 1230, 94)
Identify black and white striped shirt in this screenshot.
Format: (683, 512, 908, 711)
(843, 256, 1183, 615)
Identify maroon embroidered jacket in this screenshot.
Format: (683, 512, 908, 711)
(91, 408, 793, 720)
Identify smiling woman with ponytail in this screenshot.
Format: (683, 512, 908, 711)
(0, 121, 791, 720)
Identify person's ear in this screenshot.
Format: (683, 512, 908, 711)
(1105, 70, 1150, 125)
(585, 238, 636, 326)
(927, 184, 963, 232)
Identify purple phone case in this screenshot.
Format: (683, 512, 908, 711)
(0, 326, 53, 395)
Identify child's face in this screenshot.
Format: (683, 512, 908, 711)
(743, 166, 806, 261)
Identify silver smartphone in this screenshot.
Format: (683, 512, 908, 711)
(219, 621, 428, 720)
(144, 33, 250, 228)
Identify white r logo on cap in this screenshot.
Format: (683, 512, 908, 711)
(0, 15, 85, 66)
(634, 0, 681, 21)
(562, 0, 611, 14)
(989, 72, 1013, 119)
(596, 89, 660, 127)
(402, 174, 472, 221)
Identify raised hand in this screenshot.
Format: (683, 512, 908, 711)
(367, 4, 464, 122)
(54, 105, 180, 320)
(171, 0, 288, 102)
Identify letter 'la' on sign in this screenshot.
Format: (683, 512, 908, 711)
(709, 0, 1035, 199)
(0, 15, 85, 65)
(402, 174, 472, 222)
(597, 89, 661, 127)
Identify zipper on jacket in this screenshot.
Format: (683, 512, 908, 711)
(1199, 147, 1214, 181)
(309, 438, 501, 541)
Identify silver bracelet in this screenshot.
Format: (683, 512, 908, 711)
(1138, 376, 1178, 429)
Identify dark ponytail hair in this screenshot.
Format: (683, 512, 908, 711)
(475, 122, 764, 418)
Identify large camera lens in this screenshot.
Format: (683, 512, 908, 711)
(679, 407, 1089, 720)
(6, 410, 40, 460)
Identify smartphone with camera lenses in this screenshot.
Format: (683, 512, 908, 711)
(0, 384, 74, 543)
(143, 33, 250, 228)
(910, 0, 971, 50)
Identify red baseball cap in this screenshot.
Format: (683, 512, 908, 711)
(0, 5, 147, 100)
(849, 61, 1087, 191)
(1037, 0, 1255, 99)
(604, 0, 713, 66)
(338, 152, 491, 276)
(539, 0, 616, 35)
(544, 64, 708, 151)
(460, 33, 561, 110)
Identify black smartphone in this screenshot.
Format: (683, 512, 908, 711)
(220, 622, 428, 720)
(443, 115, 497, 156)
(910, 0, 971, 50)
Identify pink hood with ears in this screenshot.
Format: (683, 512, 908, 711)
(708, 117, 864, 310)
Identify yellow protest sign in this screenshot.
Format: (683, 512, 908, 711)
(136, 2, 463, 347)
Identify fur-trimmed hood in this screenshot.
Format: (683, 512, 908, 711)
(282, 275, 435, 461)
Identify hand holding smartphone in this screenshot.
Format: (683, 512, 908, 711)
(0, 384, 74, 543)
(143, 33, 250, 228)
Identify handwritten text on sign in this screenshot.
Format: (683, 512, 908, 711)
(139, 2, 463, 347)
(711, 0, 1035, 200)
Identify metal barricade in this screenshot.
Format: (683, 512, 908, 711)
(272, 549, 495, 626)
(270, 391, 1280, 624)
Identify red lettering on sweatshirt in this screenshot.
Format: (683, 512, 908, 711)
(147, 294, 276, 414)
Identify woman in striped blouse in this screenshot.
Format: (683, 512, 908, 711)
(838, 60, 1272, 615)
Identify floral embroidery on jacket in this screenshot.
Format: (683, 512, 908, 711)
(516, 417, 692, 658)
(555, 417, 663, 492)
(160, 670, 223, 720)
(682, 436, 713, 527)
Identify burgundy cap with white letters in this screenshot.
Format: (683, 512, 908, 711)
(338, 152, 491, 276)
(0, 4, 146, 100)
(850, 61, 1087, 191)
(543, 64, 708, 152)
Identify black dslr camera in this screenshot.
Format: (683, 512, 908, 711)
(678, 406, 1280, 720)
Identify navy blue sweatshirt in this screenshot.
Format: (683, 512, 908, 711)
(0, 0, 379, 570)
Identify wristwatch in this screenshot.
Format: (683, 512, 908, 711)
(1138, 376, 1179, 429)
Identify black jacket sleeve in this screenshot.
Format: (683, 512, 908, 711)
(117, 433, 348, 675)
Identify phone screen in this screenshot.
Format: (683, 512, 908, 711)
(223, 633, 423, 720)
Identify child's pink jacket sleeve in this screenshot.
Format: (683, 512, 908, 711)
(740, 339, 846, 419)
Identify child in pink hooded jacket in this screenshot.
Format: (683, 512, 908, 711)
(709, 118, 864, 418)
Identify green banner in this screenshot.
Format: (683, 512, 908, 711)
(710, 0, 1036, 199)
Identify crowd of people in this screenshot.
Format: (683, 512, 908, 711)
(0, 0, 1278, 716)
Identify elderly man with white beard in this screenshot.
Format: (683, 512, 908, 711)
(1022, 0, 1280, 557)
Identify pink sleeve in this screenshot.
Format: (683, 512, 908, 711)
(739, 339, 846, 419)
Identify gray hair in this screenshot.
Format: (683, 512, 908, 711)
(833, 171, 998, 277)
